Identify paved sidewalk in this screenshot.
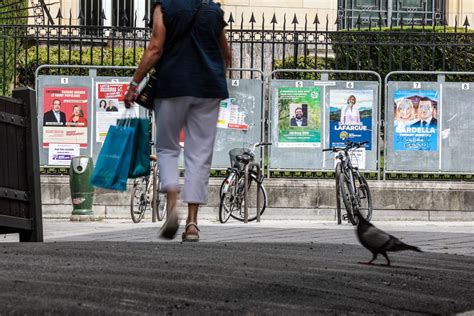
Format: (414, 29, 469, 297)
(1, 218, 473, 314)
(3, 218, 473, 256)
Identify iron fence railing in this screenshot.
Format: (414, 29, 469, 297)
(1, 12, 474, 95)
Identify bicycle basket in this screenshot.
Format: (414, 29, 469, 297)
(229, 148, 252, 169)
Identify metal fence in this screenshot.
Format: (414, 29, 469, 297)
(1, 12, 474, 95)
(2, 10, 474, 179)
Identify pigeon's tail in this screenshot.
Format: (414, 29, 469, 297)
(392, 241, 422, 253)
(404, 244, 422, 252)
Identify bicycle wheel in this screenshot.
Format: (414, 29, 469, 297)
(155, 179, 167, 221)
(335, 162, 342, 225)
(219, 172, 238, 223)
(355, 175, 373, 222)
(339, 170, 357, 225)
(230, 173, 267, 222)
(150, 162, 158, 222)
(130, 176, 150, 223)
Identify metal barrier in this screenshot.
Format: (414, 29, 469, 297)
(213, 69, 265, 169)
(384, 71, 474, 178)
(35, 65, 147, 167)
(268, 70, 382, 177)
(36, 66, 265, 172)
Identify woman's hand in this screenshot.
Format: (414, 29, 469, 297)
(124, 84, 138, 108)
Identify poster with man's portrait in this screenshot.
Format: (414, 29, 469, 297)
(329, 90, 373, 150)
(393, 90, 438, 151)
(42, 87, 89, 148)
(277, 87, 321, 148)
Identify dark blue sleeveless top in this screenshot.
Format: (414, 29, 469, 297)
(152, 0, 229, 99)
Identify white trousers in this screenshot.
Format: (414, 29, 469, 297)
(154, 96, 220, 204)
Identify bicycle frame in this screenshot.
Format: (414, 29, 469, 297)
(344, 153, 357, 199)
(337, 148, 363, 213)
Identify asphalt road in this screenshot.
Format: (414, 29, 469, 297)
(0, 241, 472, 315)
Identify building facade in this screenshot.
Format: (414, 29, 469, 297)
(30, 0, 474, 29)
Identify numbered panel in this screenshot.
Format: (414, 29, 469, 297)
(440, 82, 474, 172)
(212, 78, 264, 169)
(37, 75, 93, 166)
(37, 75, 147, 167)
(385, 81, 441, 172)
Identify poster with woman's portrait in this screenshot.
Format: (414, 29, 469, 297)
(329, 90, 373, 150)
(393, 90, 438, 151)
(277, 87, 321, 148)
(42, 87, 89, 148)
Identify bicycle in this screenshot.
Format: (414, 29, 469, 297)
(323, 141, 373, 225)
(219, 142, 272, 223)
(130, 150, 167, 223)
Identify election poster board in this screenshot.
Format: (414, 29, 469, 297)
(329, 90, 373, 150)
(393, 90, 439, 151)
(42, 87, 89, 148)
(96, 82, 138, 142)
(277, 87, 321, 148)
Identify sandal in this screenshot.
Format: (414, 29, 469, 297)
(182, 222, 200, 242)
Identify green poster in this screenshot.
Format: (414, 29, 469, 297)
(278, 87, 321, 147)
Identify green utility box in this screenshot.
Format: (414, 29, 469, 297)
(69, 156, 94, 217)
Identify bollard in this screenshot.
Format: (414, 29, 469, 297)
(69, 156, 95, 221)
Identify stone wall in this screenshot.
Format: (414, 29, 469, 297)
(41, 176, 474, 221)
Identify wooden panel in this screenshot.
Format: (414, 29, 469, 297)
(0, 89, 43, 241)
(0, 98, 10, 215)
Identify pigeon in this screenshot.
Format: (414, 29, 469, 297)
(355, 214, 422, 266)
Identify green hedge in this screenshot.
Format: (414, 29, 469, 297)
(273, 56, 334, 79)
(273, 27, 474, 82)
(329, 26, 474, 81)
(17, 46, 144, 88)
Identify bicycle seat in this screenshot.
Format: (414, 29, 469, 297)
(150, 155, 157, 161)
(236, 154, 252, 164)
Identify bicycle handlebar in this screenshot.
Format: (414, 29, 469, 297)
(251, 142, 272, 153)
(322, 141, 368, 152)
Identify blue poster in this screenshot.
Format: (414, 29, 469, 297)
(393, 90, 438, 151)
(329, 90, 373, 150)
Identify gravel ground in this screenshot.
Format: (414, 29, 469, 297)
(0, 242, 472, 315)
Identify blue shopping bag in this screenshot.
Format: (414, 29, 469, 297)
(117, 118, 150, 179)
(91, 125, 135, 191)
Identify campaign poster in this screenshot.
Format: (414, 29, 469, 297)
(42, 87, 88, 148)
(277, 87, 321, 148)
(329, 90, 373, 150)
(217, 97, 250, 131)
(393, 90, 438, 151)
(96, 82, 138, 142)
